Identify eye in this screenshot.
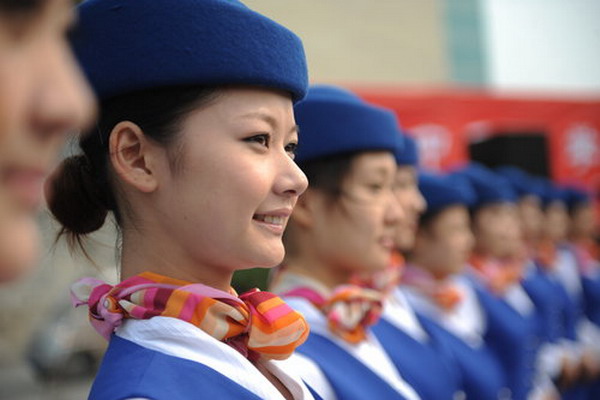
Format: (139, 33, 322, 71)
(285, 142, 298, 157)
(244, 133, 270, 148)
(366, 183, 385, 192)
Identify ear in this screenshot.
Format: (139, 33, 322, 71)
(291, 189, 321, 229)
(108, 121, 159, 193)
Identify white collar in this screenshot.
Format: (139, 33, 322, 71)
(404, 275, 486, 347)
(383, 287, 428, 342)
(116, 317, 315, 400)
(283, 297, 421, 400)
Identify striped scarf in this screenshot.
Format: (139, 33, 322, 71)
(71, 271, 309, 361)
(272, 271, 382, 344)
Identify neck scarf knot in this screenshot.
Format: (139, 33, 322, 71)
(71, 272, 309, 361)
(284, 284, 382, 344)
(401, 265, 463, 312)
(469, 254, 524, 295)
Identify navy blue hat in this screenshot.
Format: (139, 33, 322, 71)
(455, 163, 517, 208)
(419, 172, 476, 215)
(538, 179, 570, 208)
(72, 0, 308, 102)
(294, 85, 402, 163)
(395, 134, 419, 166)
(495, 166, 546, 200)
(563, 187, 592, 212)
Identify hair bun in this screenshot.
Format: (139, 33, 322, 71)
(46, 155, 108, 235)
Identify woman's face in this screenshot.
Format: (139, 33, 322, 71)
(307, 152, 401, 275)
(473, 203, 522, 258)
(544, 201, 570, 242)
(415, 205, 474, 278)
(151, 88, 308, 277)
(0, 0, 95, 281)
(518, 195, 544, 242)
(393, 166, 426, 251)
(570, 203, 596, 239)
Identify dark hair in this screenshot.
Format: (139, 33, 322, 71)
(0, 0, 43, 13)
(47, 85, 220, 250)
(296, 151, 361, 203)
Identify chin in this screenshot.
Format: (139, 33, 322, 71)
(247, 245, 285, 269)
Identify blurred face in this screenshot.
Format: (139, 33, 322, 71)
(473, 203, 522, 258)
(393, 166, 426, 251)
(0, 0, 96, 281)
(570, 203, 596, 239)
(152, 88, 307, 277)
(307, 152, 401, 275)
(415, 206, 474, 278)
(518, 195, 544, 242)
(543, 201, 569, 243)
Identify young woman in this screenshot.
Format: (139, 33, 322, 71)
(462, 165, 559, 400)
(370, 138, 465, 400)
(47, 0, 319, 399)
(270, 85, 421, 400)
(0, 0, 95, 282)
(402, 170, 511, 400)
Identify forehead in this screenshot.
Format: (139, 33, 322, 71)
(348, 151, 396, 177)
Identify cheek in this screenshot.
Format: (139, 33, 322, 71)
(0, 59, 28, 136)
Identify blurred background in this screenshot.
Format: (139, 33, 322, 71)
(1, 1, 599, 399)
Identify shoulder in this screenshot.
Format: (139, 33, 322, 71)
(90, 335, 261, 400)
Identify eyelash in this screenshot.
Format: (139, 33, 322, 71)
(244, 134, 299, 157)
(244, 133, 271, 147)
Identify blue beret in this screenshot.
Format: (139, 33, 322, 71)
(495, 166, 546, 199)
(395, 134, 419, 166)
(294, 85, 402, 163)
(72, 0, 308, 102)
(537, 179, 571, 208)
(563, 187, 592, 212)
(418, 172, 476, 215)
(455, 163, 517, 208)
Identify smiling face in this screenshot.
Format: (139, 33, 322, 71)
(393, 166, 426, 251)
(144, 87, 307, 280)
(0, 0, 95, 281)
(304, 152, 401, 275)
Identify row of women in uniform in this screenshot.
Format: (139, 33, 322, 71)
(1, 0, 599, 399)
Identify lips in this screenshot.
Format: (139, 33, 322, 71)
(253, 214, 286, 226)
(0, 166, 47, 210)
(379, 236, 395, 250)
(252, 208, 292, 234)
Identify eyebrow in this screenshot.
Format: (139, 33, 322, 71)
(239, 111, 299, 134)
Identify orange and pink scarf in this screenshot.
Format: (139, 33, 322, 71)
(71, 271, 309, 361)
(272, 270, 383, 344)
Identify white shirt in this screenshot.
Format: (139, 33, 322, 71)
(283, 296, 421, 400)
(383, 287, 428, 342)
(503, 282, 535, 317)
(116, 316, 316, 400)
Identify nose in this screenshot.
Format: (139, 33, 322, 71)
(412, 187, 427, 214)
(273, 154, 309, 198)
(386, 189, 405, 226)
(31, 39, 96, 142)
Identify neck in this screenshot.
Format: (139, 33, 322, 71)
(409, 253, 452, 281)
(283, 255, 353, 292)
(119, 228, 233, 292)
